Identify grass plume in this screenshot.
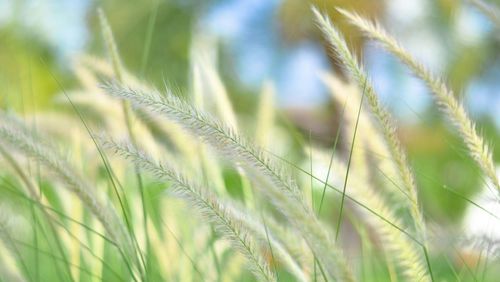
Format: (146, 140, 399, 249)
(312, 7, 428, 247)
(102, 139, 277, 282)
(101, 81, 354, 281)
(0, 119, 140, 278)
(337, 8, 500, 193)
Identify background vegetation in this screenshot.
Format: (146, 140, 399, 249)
(0, 0, 499, 281)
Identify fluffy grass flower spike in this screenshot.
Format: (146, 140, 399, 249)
(337, 8, 500, 194)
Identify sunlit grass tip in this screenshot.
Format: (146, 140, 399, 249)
(337, 8, 500, 193)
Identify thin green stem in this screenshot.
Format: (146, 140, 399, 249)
(140, 1, 159, 77)
(335, 79, 367, 242)
(318, 96, 348, 215)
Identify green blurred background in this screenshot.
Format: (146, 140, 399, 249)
(0, 0, 499, 224)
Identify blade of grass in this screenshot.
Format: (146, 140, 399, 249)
(318, 93, 348, 215)
(0, 144, 74, 282)
(260, 210, 279, 281)
(98, 10, 150, 278)
(28, 59, 40, 282)
(442, 185, 500, 221)
(208, 229, 222, 282)
(335, 78, 367, 241)
(13, 238, 111, 281)
(161, 219, 206, 280)
(338, 8, 500, 193)
(46, 66, 140, 282)
(309, 131, 318, 282)
(0, 218, 32, 281)
(20, 62, 40, 282)
(0, 180, 117, 246)
(140, 1, 159, 77)
(313, 7, 428, 248)
(0, 178, 124, 281)
(102, 81, 353, 281)
(264, 150, 422, 244)
(105, 140, 276, 281)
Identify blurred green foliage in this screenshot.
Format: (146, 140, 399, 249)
(0, 1, 499, 280)
(2, 0, 499, 227)
(0, 29, 64, 111)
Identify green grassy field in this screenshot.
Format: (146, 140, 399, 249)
(0, 1, 499, 281)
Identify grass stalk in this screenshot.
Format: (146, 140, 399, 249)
(338, 8, 500, 193)
(103, 140, 277, 282)
(312, 7, 427, 248)
(98, 9, 150, 280)
(102, 81, 354, 281)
